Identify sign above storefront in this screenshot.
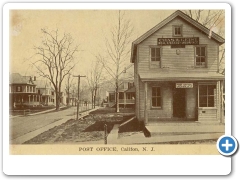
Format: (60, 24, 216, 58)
(157, 37, 199, 45)
(176, 83, 193, 88)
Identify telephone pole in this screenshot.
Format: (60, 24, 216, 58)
(73, 75, 86, 120)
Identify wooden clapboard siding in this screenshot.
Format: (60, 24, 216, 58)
(138, 82, 173, 119)
(198, 108, 218, 121)
(138, 16, 219, 74)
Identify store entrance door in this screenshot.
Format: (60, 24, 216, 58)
(173, 88, 186, 118)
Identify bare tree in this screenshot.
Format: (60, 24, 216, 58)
(183, 10, 225, 74)
(32, 28, 79, 110)
(65, 74, 75, 106)
(98, 11, 133, 112)
(86, 58, 104, 109)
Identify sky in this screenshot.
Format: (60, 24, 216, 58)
(9, 10, 172, 76)
(9, 9, 225, 84)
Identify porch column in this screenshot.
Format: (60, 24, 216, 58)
(220, 80, 224, 123)
(144, 82, 148, 124)
(124, 92, 126, 108)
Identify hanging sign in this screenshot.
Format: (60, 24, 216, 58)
(176, 83, 193, 88)
(157, 37, 199, 45)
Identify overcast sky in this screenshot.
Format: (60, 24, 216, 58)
(9, 10, 176, 76)
(9, 9, 224, 83)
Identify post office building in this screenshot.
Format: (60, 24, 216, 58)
(130, 10, 225, 124)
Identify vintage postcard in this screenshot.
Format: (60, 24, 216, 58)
(3, 2, 233, 175)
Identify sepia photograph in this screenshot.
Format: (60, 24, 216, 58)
(8, 7, 226, 155)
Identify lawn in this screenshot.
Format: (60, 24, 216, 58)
(24, 107, 135, 144)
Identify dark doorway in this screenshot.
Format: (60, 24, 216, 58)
(173, 88, 186, 118)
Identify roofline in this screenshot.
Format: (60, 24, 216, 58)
(140, 77, 225, 82)
(130, 10, 225, 63)
(9, 83, 36, 85)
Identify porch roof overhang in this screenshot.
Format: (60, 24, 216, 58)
(139, 72, 225, 82)
(125, 86, 135, 93)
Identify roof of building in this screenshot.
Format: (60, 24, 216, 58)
(130, 10, 225, 63)
(10, 73, 35, 85)
(139, 72, 224, 81)
(125, 86, 135, 93)
(35, 80, 51, 89)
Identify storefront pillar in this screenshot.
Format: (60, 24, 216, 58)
(144, 82, 148, 124)
(220, 80, 224, 123)
(124, 92, 126, 108)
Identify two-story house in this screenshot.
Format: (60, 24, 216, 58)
(9, 73, 39, 108)
(130, 10, 225, 124)
(107, 79, 135, 108)
(35, 80, 55, 106)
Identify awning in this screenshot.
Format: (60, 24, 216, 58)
(139, 72, 225, 81)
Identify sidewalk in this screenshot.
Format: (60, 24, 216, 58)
(105, 120, 224, 144)
(114, 132, 223, 144)
(11, 107, 100, 144)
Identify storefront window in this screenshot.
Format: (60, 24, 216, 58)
(199, 85, 216, 107)
(152, 87, 161, 108)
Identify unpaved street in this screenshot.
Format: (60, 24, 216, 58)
(10, 106, 89, 141)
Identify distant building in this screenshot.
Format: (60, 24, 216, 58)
(34, 80, 55, 106)
(107, 79, 135, 108)
(9, 73, 68, 108)
(9, 73, 39, 108)
(130, 10, 225, 124)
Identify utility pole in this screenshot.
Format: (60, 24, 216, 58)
(73, 75, 86, 120)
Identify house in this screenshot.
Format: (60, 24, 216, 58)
(107, 79, 135, 108)
(130, 10, 225, 124)
(34, 80, 55, 106)
(9, 73, 39, 108)
(60, 91, 67, 105)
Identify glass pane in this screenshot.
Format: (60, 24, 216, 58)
(157, 97, 161, 107)
(157, 87, 161, 96)
(155, 57, 160, 61)
(196, 47, 200, 56)
(199, 85, 207, 95)
(201, 57, 205, 63)
(151, 57, 156, 61)
(156, 48, 160, 57)
(199, 96, 207, 107)
(201, 47, 205, 56)
(152, 98, 156, 107)
(175, 27, 181, 35)
(196, 57, 200, 63)
(175, 28, 178, 35)
(151, 48, 155, 57)
(152, 87, 156, 96)
(208, 85, 216, 95)
(208, 96, 215, 107)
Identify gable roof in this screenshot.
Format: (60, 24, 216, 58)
(10, 73, 35, 85)
(130, 10, 225, 63)
(35, 80, 51, 89)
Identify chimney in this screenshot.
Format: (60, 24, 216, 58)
(34, 76, 36, 81)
